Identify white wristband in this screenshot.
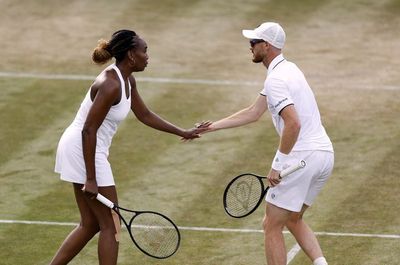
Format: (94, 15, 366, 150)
(271, 150, 290, 171)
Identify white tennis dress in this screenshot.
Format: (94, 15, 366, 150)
(55, 64, 131, 186)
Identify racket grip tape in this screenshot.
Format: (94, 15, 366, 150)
(96, 194, 115, 208)
(280, 160, 306, 178)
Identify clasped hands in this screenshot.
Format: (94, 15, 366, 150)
(180, 120, 213, 141)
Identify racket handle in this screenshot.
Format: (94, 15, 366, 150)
(96, 193, 115, 208)
(280, 160, 306, 178)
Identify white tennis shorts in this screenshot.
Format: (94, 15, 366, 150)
(265, 150, 334, 212)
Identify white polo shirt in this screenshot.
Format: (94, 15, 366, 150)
(260, 54, 333, 152)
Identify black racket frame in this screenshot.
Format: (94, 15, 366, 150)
(223, 173, 267, 218)
(111, 204, 181, 259)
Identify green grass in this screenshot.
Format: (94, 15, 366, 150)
(0, 0, 399, 264)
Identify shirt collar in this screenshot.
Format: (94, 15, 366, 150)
(267, 54, 285, 75)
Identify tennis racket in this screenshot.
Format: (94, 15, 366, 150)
(96, 194, 180, 259)
(223, 160, 306, 218)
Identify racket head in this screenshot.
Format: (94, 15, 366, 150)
(223, 173, 266, 218)
(127, 211, 181, 259)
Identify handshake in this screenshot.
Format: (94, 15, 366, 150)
(180, 120, 213, 141)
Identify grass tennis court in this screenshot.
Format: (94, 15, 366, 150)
(0, 0, 399, 264)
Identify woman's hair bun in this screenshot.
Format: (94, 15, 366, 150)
(92, 39, 113, 65)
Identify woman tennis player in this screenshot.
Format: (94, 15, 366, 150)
(50, 29, 208, 265)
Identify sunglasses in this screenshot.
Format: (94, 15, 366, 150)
(249, 39, 265, 47)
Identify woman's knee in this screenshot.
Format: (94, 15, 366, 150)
(96, 210, 118, 233)
(79, 218, 100, 235)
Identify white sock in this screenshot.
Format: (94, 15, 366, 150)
(313, 257, 328, 265)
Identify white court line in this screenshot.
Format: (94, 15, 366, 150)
(0, 71, 399, 90)
(286, 243, 301, 264)
(0, 71, 259, 87)
(1, 219, 398, 264)
(1, 219, 399, 239)
(0, 219, 77, 226)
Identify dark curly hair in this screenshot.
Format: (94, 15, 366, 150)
(92, 29, 139, 65)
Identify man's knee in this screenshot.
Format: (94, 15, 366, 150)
(262, 214, 286, 234)
(286, 212, 304, 230)
(263, 204, 291, 233)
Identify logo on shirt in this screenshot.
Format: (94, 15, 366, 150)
(274, 98, 288, 109)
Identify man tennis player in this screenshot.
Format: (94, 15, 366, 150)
(201, 22, 334, 265)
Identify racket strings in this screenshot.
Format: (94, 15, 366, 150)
(225, 175, 264, 217)
(130, 213, 179, 258)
